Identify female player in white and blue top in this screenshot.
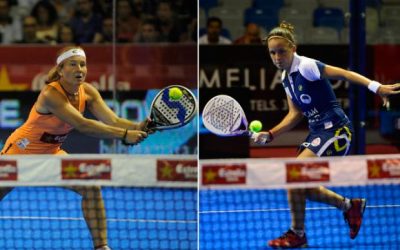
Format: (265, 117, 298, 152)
(253, 21, 400, 248)
(282, 52, 353, 157)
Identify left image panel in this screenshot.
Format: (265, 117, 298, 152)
(0, 0, 198, 249)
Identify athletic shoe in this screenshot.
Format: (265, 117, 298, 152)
(343, 198, 367, 239)
(268, 229, 307, 248)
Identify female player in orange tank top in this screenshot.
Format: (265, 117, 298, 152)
(0, 46, 151, 250)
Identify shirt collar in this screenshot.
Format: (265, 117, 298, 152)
(288, 52, 301, 75)
(282, 53, 301, 81)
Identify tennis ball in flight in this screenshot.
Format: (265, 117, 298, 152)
(249, 120, 263, 132)
(169, 87, 183, 100)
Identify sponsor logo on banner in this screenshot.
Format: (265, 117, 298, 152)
(202, 164, 246, 185)
(157, 160, 197, 182)
(0, 160, 17, 180)
(367, 159, 400, 179)
(286, 162, 330, 183)
(62, 159, 111, 180)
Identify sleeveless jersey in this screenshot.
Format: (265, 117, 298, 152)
(282, 53, 349, 132)
(1, 82, 86, 154)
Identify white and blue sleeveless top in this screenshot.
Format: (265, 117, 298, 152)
(281, 53, 350, 132)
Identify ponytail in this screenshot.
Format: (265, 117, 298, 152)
(265, 21, 296, 47)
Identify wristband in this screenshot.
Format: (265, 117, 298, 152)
(368, 81, 381, 94)
(267, 130, 274, 142)
(122, 129, 129, 145)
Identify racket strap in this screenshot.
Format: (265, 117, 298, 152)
(267, 130, 274, 142)
(121, 129, 131, 145)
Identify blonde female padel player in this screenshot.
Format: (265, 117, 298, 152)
(0, 46, 151, 250)
(253, 21, 400, 248)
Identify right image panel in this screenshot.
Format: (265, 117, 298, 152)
(199, 0, 400, 249)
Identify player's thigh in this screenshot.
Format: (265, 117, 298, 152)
(56, 149, 68, 155)
(300, 126, 352, 157)
(297, 148, 318, 158)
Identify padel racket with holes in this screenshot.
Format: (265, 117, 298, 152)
(147, 85, 197, 130)
(202, 95, 268, 142)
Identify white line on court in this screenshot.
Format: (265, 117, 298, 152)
(0, 216, 197, 224)
(200, 204, 400, 214)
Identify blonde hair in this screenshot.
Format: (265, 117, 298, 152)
(46, 46, 85, 84)
(265, 21, 296, 47)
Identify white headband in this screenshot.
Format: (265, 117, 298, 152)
(56, 49, 86, 65)
(264, 35, 295, 46)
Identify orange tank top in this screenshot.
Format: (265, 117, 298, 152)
(3, 82, 86, 154)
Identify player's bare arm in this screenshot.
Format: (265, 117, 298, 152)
(37, 85, 146, 144)
(83, 83, 147, 130)
(254, 96, 303, 144)
(323, 65, 400, 107)
(322, 65, 371, 86)
(270, 96, 304, 137)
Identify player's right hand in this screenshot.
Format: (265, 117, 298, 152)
(125, 130, 148, 145)
(252, 131, 273, 144)
(377, 83, 400, 109)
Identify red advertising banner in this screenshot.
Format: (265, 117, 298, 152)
(374, 45, 400, 84)
(0, 160, 17, 180)
(286, 162, 330, 183)
(367, 159, 400, 179)
(61, 159, 112, 180)
(157, 159, 197, 182)
(202, 164, 246, 185)
(0, 45, 196, 91)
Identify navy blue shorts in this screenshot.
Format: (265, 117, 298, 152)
(299, 122, 354, 157)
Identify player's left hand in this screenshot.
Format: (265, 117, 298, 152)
(378, 83, 400, 109)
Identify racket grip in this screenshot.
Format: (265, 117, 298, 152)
(145, 118, 158, 132)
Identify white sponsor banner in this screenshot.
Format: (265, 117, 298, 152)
(201, 154, 400, 189)
(0, 154, 197, 188)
